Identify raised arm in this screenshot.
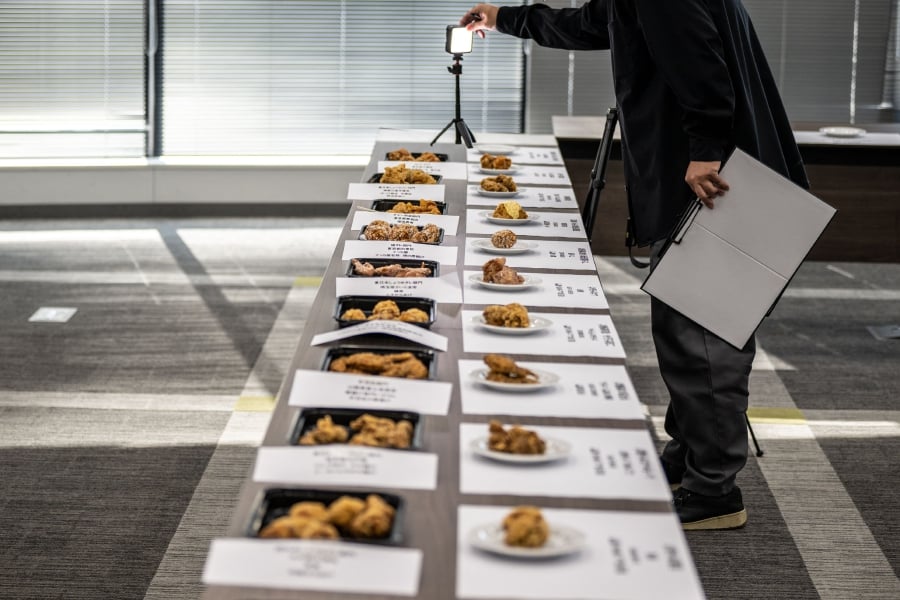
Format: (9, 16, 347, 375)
(462, 2, 609, 51)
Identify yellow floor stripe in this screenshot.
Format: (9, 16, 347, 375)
(748, 406, 806, 424)
(234, 395, 276, 412)
(293, 276, 323, 287)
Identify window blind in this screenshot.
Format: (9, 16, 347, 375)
(160, 0, 525, 156)
(0, 0, 146, 158)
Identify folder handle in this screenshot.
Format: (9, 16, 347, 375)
(672, 200, 703, 244)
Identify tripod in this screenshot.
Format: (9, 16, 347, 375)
(431, 54, 476, 148)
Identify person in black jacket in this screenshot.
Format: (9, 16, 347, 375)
(462, 1, 808, 530)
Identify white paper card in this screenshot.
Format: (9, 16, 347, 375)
(343, 240, 458, 265)
(463, 271, 608, 310)
(465, 208, 586, 239)
(312, 320, 448, 352)
(468, 165, 571, 186)
(289, 369, 452, 415)
(467, 146, 565, 165)
(378, 160, 468, 180)
(336, 273, 462, 303)
(459, 424, 668, 500)
(462, 311, 625, 359)
(466, 186, 578, 210)
(347, 183, 445, 202)
(253, 446, 438, 490)
(456, 506, 703, 600)
(465, 239, 594, 270)
(458, 359, 642, 420)
(350, 210, 460, 235)
(204, 538, 422, 596)
(28, 307, 77, 323)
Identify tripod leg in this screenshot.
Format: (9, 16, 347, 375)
(746, 412, 764, 457)
(456, 119, 476, 148)
(431, 120, 456, 146)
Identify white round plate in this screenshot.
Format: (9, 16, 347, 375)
(470, 238, 537, 255)
(476, 188, 522, 199)
(469, 368, 559, 392)
(469, 436, 571, 464)
(468, 523, 586, 559)
(468, 273, 542, 291)
(479, 167, 518, 176)
(473, 315, 553, 335)
(476, 143, 517, 155)
(819, 126, 866, 138)
(479, 210, 539, 225)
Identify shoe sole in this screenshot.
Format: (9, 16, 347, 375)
(682, 509, 747, 530)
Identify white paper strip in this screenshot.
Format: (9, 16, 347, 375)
(344, 240, 458, 265)
(378, 160, 468, 180)
(253, 446, 439, 490)
(456, 506, 703, 600)
(463, 271, 608, 310)
(289, 369, 452, 415)
(465, 208, 586, 239)
(312, 320, 448, 352)
(350, 210, 460, 235)
(466, 146, 565, 165)
(468, 165, 571, 186)
(462, 310, 625, 359)
(458, 359, 642, 420)
(336, 273, 462, 303)
(459, 424, 669, 500)
(465, 239, 594, 270)
(466, 186, 578, 209)
(347, 183, 445, 202)
(204, 539, 422, 596)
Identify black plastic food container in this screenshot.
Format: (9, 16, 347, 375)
(334, 295, 436, 329)
(370, 199, 447, 214)
(345, 258, 439, 278)
(358, 224, 444, 246)
(367, 172, 443, 184)
(383, 151, 448, 162)
(292, 407, 424, 450)
(322, 345, 437, 380)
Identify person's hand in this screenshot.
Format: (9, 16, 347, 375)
(461, 4, 499, 39)
(685, 161, 729, 208)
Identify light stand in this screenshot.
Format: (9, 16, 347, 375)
(431, 53, 477, 148)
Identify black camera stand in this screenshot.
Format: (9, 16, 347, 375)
(431, 54, 476, 148)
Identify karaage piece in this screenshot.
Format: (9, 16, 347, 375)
(298, 415, 350, 445)
(488, 420, 546, 454)
(415, 152, 441, 162)
(502, 506, 549, 548)
(388, 223, 418, 241)
(491, 229, 517, 248)
(362, 220, 392, 241)
(351, 259, 432, 278)
(259, 515, 340, 540)
(492, 200, 528, 219)
(327, 496, 366, 529)
(483, 353, 539, 384)
(340, 308, 367, 321)
(386, 148, 415, 161)
(348, 494, 396, 539)
(329, 352, 429, 379)
(348, 413, 414, 449)
(369, 299, 401, 320)
(351, 258, 376, 277)
(483, 303, 530, 328)
(379, 163, 437, 185)
(406, 168, 437, 184)
(481, 257, 524, 285)
(288, 501, 329, 522)
(480, 154, 513, 169)
(386, 199, 442, 215)
(481, 174, 517, 192)
(411, 223, 441, 244)
(398, 307, 429, 323)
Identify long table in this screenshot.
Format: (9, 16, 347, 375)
(202, 133, 704, 600)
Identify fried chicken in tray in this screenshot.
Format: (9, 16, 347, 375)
(488, 420, 546, 455)
(482, 257, 524, 285)
(361, 221, 442, 244)
(483, 353, 539, 384)
(386, 148, 442, 162)
(385, 199, 442, 215)
(258, 494, 395, 541)
(340, 299, 430, 324)
(379, 163, 437, 185)
(350, 258, 432, 278)
(298, 415, 350, 445)
(483, 303, 530, 328)
(298, 412, 414, 449)
(329, 351, 429, 379)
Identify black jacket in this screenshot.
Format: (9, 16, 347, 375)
(497, 0, 809, 245)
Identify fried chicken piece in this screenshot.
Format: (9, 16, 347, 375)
(488, 420, 546, 454)
(503, 506, 549, 548)
(481, 257, 524, 284)
(288, 501, 330, 522)
(351, 258, 375, 277)
(327, 496, 366, 529)
(406, 168, 437, 184)
(379, 164, 409, 184)
(483, 303, 530, 328)
(415, 152, 441, 162)
(480, 153, 497, 168)
(348, 494, 395, 539)
(411, 223, 441, 244)
(340, 308, 367, 321)
(363, 220, 392, 240)
(492, 201, 527, 219)
(364, 262, 432, 278)
(483, 353, 539, 384)
(386, 148, 414, 161)
(393, 264, 433, 277)
(380, 355, 429, 379)
(369, 300, 401, 320)
(298, 415, 350, 445)
(481, 175, 517, 192)
(480, 154, 512, 169)
(329, 352, 428, 379)
(259, 515, 340, 540)
(386, 199, 442, 215)
(398, 308, 429, 323)
(389, 223, 419, 241)
(491, 229, 517, 248)
(348, 414, 414, 449)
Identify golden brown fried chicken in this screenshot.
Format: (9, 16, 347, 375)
(259, 515, 340, 540)
(386, 148, 414, 161)
(415, 152, 441, 162)
(483, 354, 539, 384)
(348, 414, 414, 449)
(481, 257, 524, 285)
(351, 258, 376, 277)
(411, 223, 441, 244)
(386, 199, 441, 215)
(398, 308, 429, 323)
(480, 154, 512, 169)
(298, 415, 350, 445)
(388, 223, 417, 241)
(363, 220, 392, 240)
(488, 420, 546, 454)
(492, 200, 527, 219)
(340, 308, 367, 321)
(481, 175, 517, 192)
(406, 168, 437, 184)
(483, 303, 530, 328)
(329, 352, 428, 379)
(351, 260, 432, 278)
(327, 496, 366, 529)
(491, 229, 517, 248)
(502, 506, 549, 548)
(369, 300, 401, 320)
(288, 501, 330, 522)
(348, 494, 396, 538)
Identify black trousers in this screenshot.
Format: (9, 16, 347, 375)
(651, 242, 756, 496)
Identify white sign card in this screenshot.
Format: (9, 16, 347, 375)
(468, 165, 571, 186)
(466, 186, 579, 210)
(344, 239, 458, 265)
(204, 539, 422, 596)
(378, 160, 468, 180)
(347, 183, 445, 202)
(350, 210, 460, 235)
(465, 239, 594, 270)
(458, 359, 642, 420)
(456, 505, 703, 600)
(466, 146, 565, 165)
(311, 320, 448, 352)
(336, 273, 462, 303)
(289, 369, 452, 415)
(459, 423, 668, 500)
(463, 271, 608, 310)
(253, 446, 438, 490)
(462, 310, 625, 359)
(465, 209, 586, 239)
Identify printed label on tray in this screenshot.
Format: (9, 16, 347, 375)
(347, 183, 445, 202)
(312, 320, 448, 352)
(337, 273, 462, 303)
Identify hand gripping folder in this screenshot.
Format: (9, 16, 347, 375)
(641, 148, 836, 348)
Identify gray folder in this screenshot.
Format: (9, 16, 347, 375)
(641, 148, 836, 348)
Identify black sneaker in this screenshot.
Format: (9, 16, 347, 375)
(661, 460, 684, 491)
(673, 486, 747, 530)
